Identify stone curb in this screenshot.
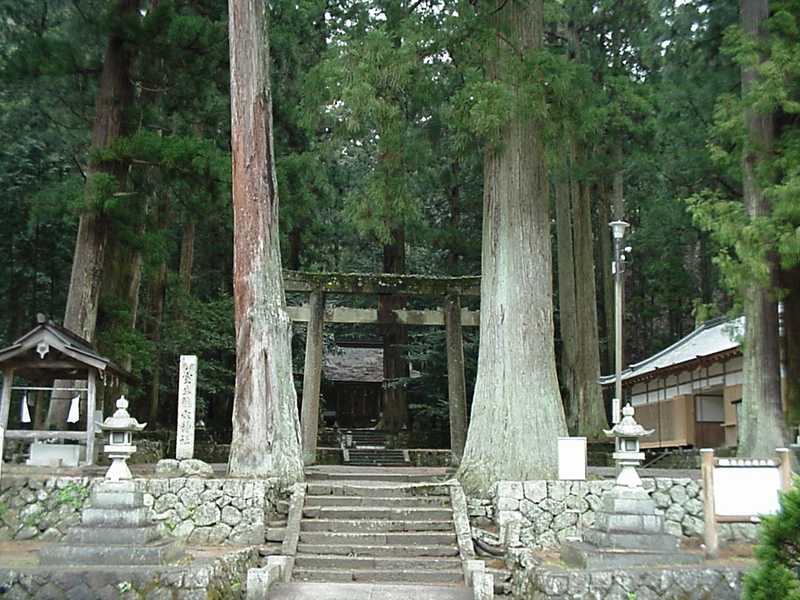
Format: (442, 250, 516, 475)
(280, 482, 306, 581)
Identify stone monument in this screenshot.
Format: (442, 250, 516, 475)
(561, 403, 701, 568)
(40, 397, 184, 566)
(176, 355, 198, 460)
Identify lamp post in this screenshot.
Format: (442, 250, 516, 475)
(609, 220, 629, 423)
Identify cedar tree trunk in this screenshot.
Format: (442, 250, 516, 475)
(379, 226, 409, 432)
(598, 185, 614, 373)
(573, 182, 607, 438)
(555, 167, 578, 432)
(783, 265, 800, 428)
(179, 219, 195, 293)
(457, 0, 567, 495)
(737, 0, 787, 457)
(227, 0, 303, 481)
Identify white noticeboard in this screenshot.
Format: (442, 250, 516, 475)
(558, 437, 587, 480)
(713, 463, 781, 518)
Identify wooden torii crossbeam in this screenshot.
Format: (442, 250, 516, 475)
(283, 270, 480, 466)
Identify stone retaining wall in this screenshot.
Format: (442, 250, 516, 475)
(467, 478, 758, 549)
(0, 476, 278, 545)
(513, 561, 746, 600)
(0, 546, 258, 599)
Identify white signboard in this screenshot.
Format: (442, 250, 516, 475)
(558, 437, 587, 480)
(713, 462, 781, 518)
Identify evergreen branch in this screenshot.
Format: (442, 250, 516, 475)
(72, 155, 87, 181)
(494, 30, 523, 59)
(406, 0, 425, 15)
(70, 1, 93, 26)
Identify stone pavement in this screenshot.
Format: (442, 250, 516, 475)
(269, 582, 472, 599)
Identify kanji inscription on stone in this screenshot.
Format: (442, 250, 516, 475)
(176, 355, 198, 460)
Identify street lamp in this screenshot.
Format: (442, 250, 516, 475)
(609, 220, 629, 424)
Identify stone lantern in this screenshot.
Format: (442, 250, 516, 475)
(603, 403, 653, 488)
(42, 394, 183, 567)
(561, 401, 700, 569)
(98, 395, 146, 481)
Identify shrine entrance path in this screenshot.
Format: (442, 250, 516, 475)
(268, 582, 472, 600)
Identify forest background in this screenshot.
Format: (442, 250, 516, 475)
(0, 0, 798, 447)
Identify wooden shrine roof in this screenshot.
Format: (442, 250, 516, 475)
(0, 316, 133, 381)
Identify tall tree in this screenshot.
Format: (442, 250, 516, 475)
(737, 0, 786, 457)
(48, 0, 139, 424)
(572, 179, 606, 437)
(457, 0, 567, 494)
(227, 0, 303, 481)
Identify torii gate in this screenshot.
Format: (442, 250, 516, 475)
(283, 271, 480, 466)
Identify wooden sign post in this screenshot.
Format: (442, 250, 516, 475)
(701, 447, 793, 559)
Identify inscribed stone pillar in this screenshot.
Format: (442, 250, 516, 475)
(176, 355, 198, 460)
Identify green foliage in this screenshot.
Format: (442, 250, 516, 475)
(742, 479, 800, 600)
(22, 508, 43, 529)
(688, 2, 800, 302)
(55, 483, 90, 510)
(405, 327, 478, 434)
(158, 286, 235, 423)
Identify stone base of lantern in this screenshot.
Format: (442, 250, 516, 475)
(39, 480, 184, 567)
(561, 484, 701, 569)
(560, 541, 703, 569)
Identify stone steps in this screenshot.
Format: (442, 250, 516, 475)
(305, 494, 450, 507)
(266, 514, 288, 543)
(297, 543, 459, 557)
(298, 531, 458, 546)
(303, 506, 453, 521)
(295, 555, 462, 571)
(301, 518, 455, 533)
(39, 538, 183, 566)
(307, 482, 449, 496)
(486, 567, 512, 596)
(269, 582, 473, 600)
(344, 429, 387, 446)
(64, 525, 161, 545)
(293, 470, 464, 588)
(266, 525, 287, 543)
(306, 471, 442, 484)
(292, 568, 464, 585)
(345, 448, 409, 467)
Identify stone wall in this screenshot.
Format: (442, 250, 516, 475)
(0, 476, 279, 545)
(512, 560, 746, 600)
(0, 546, 258, 599)
(467, 478, 758, 549)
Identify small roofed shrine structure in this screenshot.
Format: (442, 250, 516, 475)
(0, 315, 132, 466)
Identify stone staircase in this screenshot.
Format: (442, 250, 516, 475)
(293, 473, 463, 585)
(342, 429, 410, 467)
(262, 495, 290, 557)
(345, 448, 409, 466)
(345, 429, 387, 447)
